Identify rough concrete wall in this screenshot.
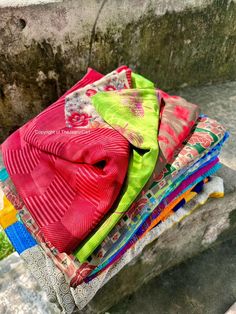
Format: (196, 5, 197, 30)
(0, 0, 236, 142)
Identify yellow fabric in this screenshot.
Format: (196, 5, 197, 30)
(0, 195, 17, 229)
(208, 192, 224, 198)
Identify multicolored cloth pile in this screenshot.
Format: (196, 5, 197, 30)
(0, 66, 228, 312)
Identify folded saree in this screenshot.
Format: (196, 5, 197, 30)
(0, 188, 76, 314)
(0, 113, 225, 287)
(86, 116, 227, 265)
(1, 67, 132, 254)
(0, 66, 226, 291)
(0, 175, 224, 313)
(74, 78, 199, 262)
(86, 155, 221, 276)
(1, 67, 199, 264)
(71, 176, 224, 310)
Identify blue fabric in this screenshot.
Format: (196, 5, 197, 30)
(5, 221, 37, 254)
(88, 161, 221, 280)
(0, 168, 9, 182)
(88, 132, 229, 278)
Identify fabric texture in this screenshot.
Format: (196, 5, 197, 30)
(87, 179, 207, 280)
(86, 156, 220, 276)
(5, 222, 37, 254)
(0, 116, 227, 287)
(71, 176, 224, 310)
(0, 151, 97, 287)
(0, 194, 17, 229)
(21, 246, 76, 314)
(75, 88, 160, 262)
(75, 73, 200, 262)
(1, 118, 226, 285)
(0, 66, 227, 291)
(0, 187, 37, 254)
(0, 187, 76, 313)
(88, 120, 227, 265)
(0, 225, 14, 260)
(0, 64, 228, 313)
(1, 67, 131, 254)
(65, 67, 132, 128)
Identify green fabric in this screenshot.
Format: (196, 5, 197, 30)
(131, 72, 155, 89)
(0, 226, 14, 260)
(75, 87, 159, 262)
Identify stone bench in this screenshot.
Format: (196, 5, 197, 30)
(0, 80, 235, 314)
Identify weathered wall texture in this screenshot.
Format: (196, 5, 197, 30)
(0, 0, 236, 141)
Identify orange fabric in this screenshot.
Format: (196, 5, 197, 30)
(0, 195, 17, 229)
(141, 178, 208, 238)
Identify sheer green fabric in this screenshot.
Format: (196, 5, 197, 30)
(75, 83, 159, 262)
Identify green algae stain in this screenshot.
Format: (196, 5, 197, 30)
(89, 0, 236, 90)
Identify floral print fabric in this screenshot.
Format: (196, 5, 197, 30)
(88, 116, 227, 266)
(65, 67, 132, 128)
(1, 67, 131, 255)
(75, 88, 160, 262)
(75, 75, 200, 262)
(0, 114, 227, 288)
(0, 64, 228, 304)
(72, 176, 224, 311)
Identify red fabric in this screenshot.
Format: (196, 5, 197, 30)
(2, 67, 131, 254)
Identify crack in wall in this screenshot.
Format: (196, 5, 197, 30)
(87, 0, 108, 67)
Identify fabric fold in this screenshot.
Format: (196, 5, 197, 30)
(75, 88, 160, 262)
(1, 68, 131, 254)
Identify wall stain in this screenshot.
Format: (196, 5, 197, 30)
(0, 0, 236, 141)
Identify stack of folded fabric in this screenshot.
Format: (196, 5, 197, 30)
(0, 66, 229, 312)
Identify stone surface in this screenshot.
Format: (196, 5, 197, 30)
(0, 81, 235, 313)
(110, 237, 236, 314)
(0, 253, 59, 314)
(1, 0, 236, 141)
